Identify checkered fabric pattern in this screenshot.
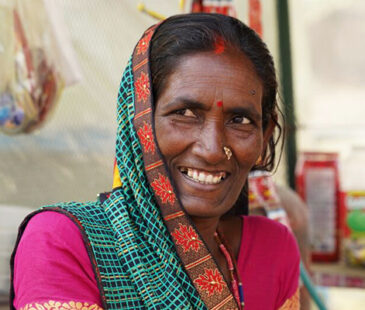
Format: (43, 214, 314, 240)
(13, 59, 206, 309)
(101, 58, 205, 309)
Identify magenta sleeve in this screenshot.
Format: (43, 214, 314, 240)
(237, 215, 300, 309)
(13, 211, 102, 309)
(276, 224, 300, 308)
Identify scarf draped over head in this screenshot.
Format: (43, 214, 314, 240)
(107, 22, 239, 309)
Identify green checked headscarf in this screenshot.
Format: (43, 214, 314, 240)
(11, 19, 240, 310)
(105, 20, 239, 309)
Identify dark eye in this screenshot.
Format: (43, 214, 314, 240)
(231, 115, 251, 124)
(175, 108, 196, 117)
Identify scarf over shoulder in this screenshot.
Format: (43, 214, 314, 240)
(10, 22, 241, 310)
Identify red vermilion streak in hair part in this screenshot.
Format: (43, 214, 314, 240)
(214, 37, 225, 54)
(216, 101, 223, 107)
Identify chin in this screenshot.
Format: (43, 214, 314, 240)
(180, 196, 234, 219)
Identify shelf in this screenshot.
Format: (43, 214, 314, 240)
(312, 262, 365, 288)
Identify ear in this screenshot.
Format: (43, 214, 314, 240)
(262, 114, 276, 154)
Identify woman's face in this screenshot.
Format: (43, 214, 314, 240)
(154, 51, 270, 219)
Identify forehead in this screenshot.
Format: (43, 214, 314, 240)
(160, 51, 263, 108)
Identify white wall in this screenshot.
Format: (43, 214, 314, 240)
(290, 0, 365, 190)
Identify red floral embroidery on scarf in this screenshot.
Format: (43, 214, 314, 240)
(135, 72, 150, 103)
(172, 223, 203, 252)
(151, 173, 176, 204)
(137, 122, 155, 154)
(136, 31, 153, 55)
(194, 268, 225, 296)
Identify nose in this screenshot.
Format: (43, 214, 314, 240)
(192, 119, 227, 164)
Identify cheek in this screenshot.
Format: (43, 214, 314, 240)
(234, 133, 263, 168)
(155, 119, 191, 160)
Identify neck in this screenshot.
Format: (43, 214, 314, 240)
(191, 216, 220, 248)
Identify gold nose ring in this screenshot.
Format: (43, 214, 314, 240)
(223, 146, 232, 160)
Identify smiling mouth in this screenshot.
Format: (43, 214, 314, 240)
(179, 167, 227, 185)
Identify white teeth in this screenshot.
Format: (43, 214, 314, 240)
(180, 167, 226, 185)
(198, 173, 205, 182)
(206, 175, 213, 183)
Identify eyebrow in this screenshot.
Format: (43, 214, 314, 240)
(163, 97, 207, 111)
(163, 96, 262, 122)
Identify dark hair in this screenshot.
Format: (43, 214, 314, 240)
(150, 13, 283, 172)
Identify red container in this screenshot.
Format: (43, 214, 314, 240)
(296, 152, 341, 262)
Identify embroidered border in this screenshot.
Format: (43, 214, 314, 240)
(131, 25, 238, 309)
(19, 300, 103, 310)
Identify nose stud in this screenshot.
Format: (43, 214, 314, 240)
(223, 146, 232, 160)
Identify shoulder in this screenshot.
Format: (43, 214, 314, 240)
(23, 210, 81, 235)
(20, 201, 109, 236)
(13, 211, 101, 308)
(242, 215, 300, 262)
(17, 210, 86, 252)
(15, 209, 94, 270)
(16, 202, 107, 253)
(16, 211, 88, 269)
(244, 215, 294, 241)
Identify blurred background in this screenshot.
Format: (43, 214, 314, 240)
(1, 0, 364, 309)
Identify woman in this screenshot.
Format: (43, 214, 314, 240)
(11, 14, 300, 309)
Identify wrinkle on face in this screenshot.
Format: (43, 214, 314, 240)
(154, 50, 265, 219)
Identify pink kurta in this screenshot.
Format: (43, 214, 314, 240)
(13, 211, 299, 309)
